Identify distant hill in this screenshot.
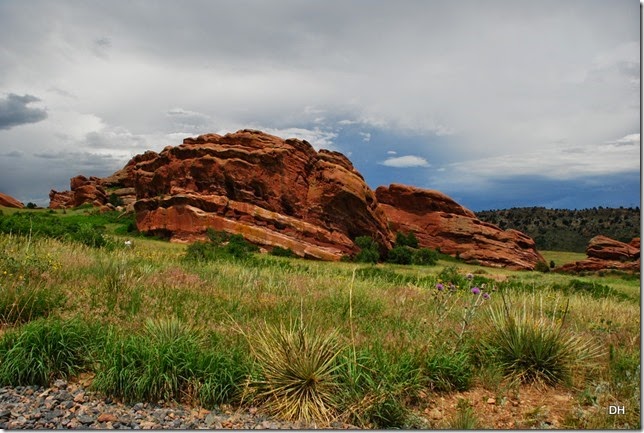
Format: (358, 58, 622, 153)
(475, 207, 641, 252)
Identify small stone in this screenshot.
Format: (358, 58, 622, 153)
(487, 397, 496, 404)
(205, 413, 223, 428)
(77, 415, 94, 424)
(53, 379, 67, 389)
(140, 420, 157, 429)
(74, 392, 85, 403)
(98, 413, 119, 423)
(428, 408, 443, 420)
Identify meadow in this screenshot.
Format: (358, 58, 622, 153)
(0, 207, 639, 429)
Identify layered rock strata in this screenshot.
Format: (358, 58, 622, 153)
(0, 192, 24, 209)
(556, 236, 640, 273)
(133, 130, 393, 260)
(375, 184, 546, 270)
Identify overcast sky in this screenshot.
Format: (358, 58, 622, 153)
(0, 0, 640, 210)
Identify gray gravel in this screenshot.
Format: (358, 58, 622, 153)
(0, 379, 357, 429)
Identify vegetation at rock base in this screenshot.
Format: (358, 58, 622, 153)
(476, 206, 640, 252)
(0, 205, 640, 429)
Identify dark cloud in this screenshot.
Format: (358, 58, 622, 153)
(0, 151, 128, 206)
(1, 150, 23, 157)
(444, 172, 641, 211)
(0, 93, 47, 130)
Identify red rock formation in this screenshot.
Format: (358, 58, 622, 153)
(44, 129, 551, 269)
(375, 184, 546, 270)
(556, 235, 640, 274)
(133, 130, 393, 259)
(0, 192, 24, 209)
(586, 235, 640, 261)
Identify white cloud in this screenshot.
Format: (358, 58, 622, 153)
(431, 137, 640, 192)
(387, 150, 397, 155)
(606, 133, 639, 146)
(359, 132, 371, 142)
(380, 155, 430, 168)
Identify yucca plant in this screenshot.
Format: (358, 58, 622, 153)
(485, 294, 601, 386)
(248, 321, 344, 425)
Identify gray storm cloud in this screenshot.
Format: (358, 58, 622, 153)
(0, 94, 47, 130)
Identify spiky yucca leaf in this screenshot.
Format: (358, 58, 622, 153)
(486, 296, 601, 386)
(249, 322, 344, 425)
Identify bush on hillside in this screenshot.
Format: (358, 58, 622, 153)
(354, 236, 380, 263)
(387, 246, 412, 265)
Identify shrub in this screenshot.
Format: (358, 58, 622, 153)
(108, 193, 124, 207)
(534, 260, 550, 273)
(354, 236, 379, 263)
(386, 246, 412, 265)
(184, 232, 259, 262)
(270, 246, 296, 258)
(248, 322, 344, 424)
(485, 297, 601, 386)
(411, 248, 438, 266)
(394, 231, 418, 248)
(0, 317, 100, 386)
(26, 202, 37, 209)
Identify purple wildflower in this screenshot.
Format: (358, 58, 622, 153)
(436, 283, 444, 291)
(482, 292, 490, 300)
(471, 287, 481, 295)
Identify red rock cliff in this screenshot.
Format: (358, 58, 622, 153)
(375, 184, 546, 270)
(132, 130, 393, 260)
(0, 192, 24, 209)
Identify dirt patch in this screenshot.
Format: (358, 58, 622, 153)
(417, 384, 577, 429)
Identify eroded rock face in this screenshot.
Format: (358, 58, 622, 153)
(0, 192, 24, 209)
(375, 184, 546, 270)
(556, 236, 640, 274)
(44, 129, 549, 269)
(133, 130, 393, 259)
(586, 235, 640, 261)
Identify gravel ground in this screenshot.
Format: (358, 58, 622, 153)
(0, 380, 357, 429)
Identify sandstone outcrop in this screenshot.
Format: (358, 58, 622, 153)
(0, 192, 24, 208)
(375, 184, 546, 270)
(133, 130, 393, 259)
(556, 236, 640, 274)
(45, 129, 546, 268)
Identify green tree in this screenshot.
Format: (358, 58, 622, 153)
(354, 236, 380, 263)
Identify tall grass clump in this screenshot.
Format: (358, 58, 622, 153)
(448, 398, 479, 429)
(246, 321, 344, 425)
(423, 347, 473, 392)
(485, 295, 601, 386)
(0, 282, 64, 325)
(92, 317, 249, 406)
(338, 346, 423, 428)
(0, 317, 101, 386)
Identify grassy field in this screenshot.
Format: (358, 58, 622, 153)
(0, 206, 640, 428)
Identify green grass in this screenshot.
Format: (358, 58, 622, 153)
(0, 317, 101, 386)
(92, 317, 250, 407)
(0, 226, 639, 427)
